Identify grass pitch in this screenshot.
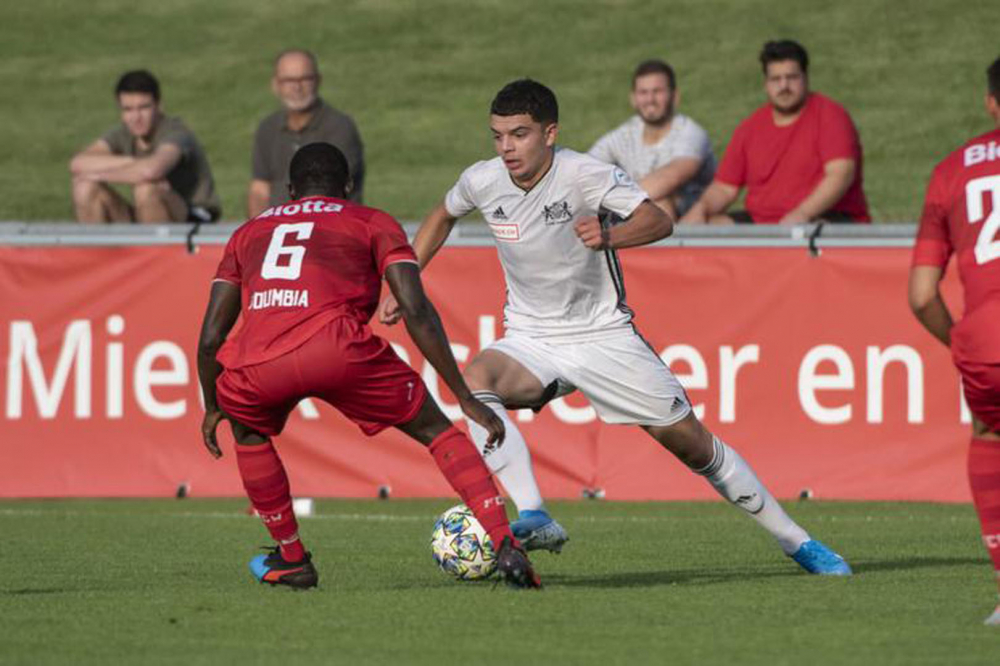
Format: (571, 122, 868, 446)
(1, 0, 998, 222)
(1, 499, 997, 665)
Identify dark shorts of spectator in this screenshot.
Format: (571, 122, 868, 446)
(730, 210, 859, 224)
(188, 205, 220, 223)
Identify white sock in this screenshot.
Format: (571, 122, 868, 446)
(694, 436, 809, 555)
(465, 391, 545, 513)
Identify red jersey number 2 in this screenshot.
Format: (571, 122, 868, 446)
(967, 175, 1000, 266)
(261, 223, 315, 280)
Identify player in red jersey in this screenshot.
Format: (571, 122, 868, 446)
(196, 143, 540, 590)
(910, 57, 1000, 625)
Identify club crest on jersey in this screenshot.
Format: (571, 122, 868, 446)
(543, 200, 572, 225)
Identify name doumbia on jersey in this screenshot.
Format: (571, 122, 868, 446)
(249, 288, 310, 310)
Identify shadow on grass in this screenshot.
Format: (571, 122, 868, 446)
(1, 587, 76, 596)
(540, 555, 986, 589)
(850, 555, 985, 574)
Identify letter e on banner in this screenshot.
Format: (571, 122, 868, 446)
(798, 345, 854, 424)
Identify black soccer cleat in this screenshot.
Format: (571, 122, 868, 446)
(495, 536, 542, 589)
(249, 546, 319, 589)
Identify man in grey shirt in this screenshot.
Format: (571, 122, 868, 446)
(248, 49, 365, 216)
(70, 70, 220, 223)
(589, 60, 715, 218)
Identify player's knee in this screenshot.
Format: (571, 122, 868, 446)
(646, 414, 714, 467)
(462, 362, 496, 393)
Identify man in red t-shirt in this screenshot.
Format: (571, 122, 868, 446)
(681, 40, 869, 225)
(196, 143, 540, 590)
(910, 57, 1000, 626)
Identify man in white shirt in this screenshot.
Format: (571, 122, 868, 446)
(379, 80, 850, 575)
(589, 60, 715, 217)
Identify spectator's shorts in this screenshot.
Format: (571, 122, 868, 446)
(188, 205, 220, 223)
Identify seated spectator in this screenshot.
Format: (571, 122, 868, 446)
(681, 40, 869, 225)
(247, 49, 365, 216)
(589, 59, 715, 218)
(70, 70, 220, 224)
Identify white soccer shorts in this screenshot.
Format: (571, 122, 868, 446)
(486, 332, 691, 426)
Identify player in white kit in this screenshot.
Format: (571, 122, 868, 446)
(380, 79, 851, 574)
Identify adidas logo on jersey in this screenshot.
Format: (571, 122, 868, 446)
(491, 206, 508, 220)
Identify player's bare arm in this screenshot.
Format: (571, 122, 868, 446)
(377, 201, 459, 325)
(196, 280, 242, 458)
(679, 180, 739, 224)
(779, 158, 856, 224)
(385, 261, 504, 445)
(86, 143, 183, 184)
(574, 200, 673, 251)
(69, 139, 135, 177)
(908, 265, 953, 347)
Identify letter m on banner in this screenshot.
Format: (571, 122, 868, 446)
(6, 320, 92, 419)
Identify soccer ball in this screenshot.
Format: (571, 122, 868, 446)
(430, 504, 497, 581)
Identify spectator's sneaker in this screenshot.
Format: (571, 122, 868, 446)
(511, 510, 569, 553)
(790, 540, 852, 576)
(249, 546, 318, 589)
(496, 536, 541, 589)
(985, 606, 1000, 626)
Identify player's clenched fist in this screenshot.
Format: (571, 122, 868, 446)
(377, 294, 402, 325)
(574, 216, 609, 251)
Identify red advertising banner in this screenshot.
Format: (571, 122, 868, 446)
(0, 244, 971, 501)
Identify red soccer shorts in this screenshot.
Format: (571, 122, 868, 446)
(216, 317, 428, 437)
(956, 358, 1000, 433)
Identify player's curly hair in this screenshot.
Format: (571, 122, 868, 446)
(490, 79, 558, 125)
(289, 142, 350, 196)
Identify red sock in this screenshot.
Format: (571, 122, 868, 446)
(969, 437, 1000, 575)
(429, 427, 516, 550)
(235, 441, 305, 562)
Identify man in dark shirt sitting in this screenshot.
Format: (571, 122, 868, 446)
(247, 49, 366, 216)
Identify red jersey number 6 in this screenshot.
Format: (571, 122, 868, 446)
(261, 223, 315, 280)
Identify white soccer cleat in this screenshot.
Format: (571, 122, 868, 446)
(984, 606, 1000, 626)
(515, 519, 570, 554)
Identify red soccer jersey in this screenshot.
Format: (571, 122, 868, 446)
(213, 196, 417, 369)
(715, 92, 870, 223)
(913, 127, 1000, 363)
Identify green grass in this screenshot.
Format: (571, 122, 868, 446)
(1, 499, 997, 665)
(1, 0, 997, 222)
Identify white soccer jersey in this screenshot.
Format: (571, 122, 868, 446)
(445, 147, 648, 342)
(589, 113, 716, 215)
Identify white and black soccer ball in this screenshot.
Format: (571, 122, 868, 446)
(430, 504, 497, 581)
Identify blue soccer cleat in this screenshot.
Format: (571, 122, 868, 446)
(790, 539, 852, 576)
(249, 546, 318, 589)
(510, 510, 569, 554)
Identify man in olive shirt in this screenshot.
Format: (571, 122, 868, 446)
(247, 49, 365, 216)
(70, 70, 220, 223)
